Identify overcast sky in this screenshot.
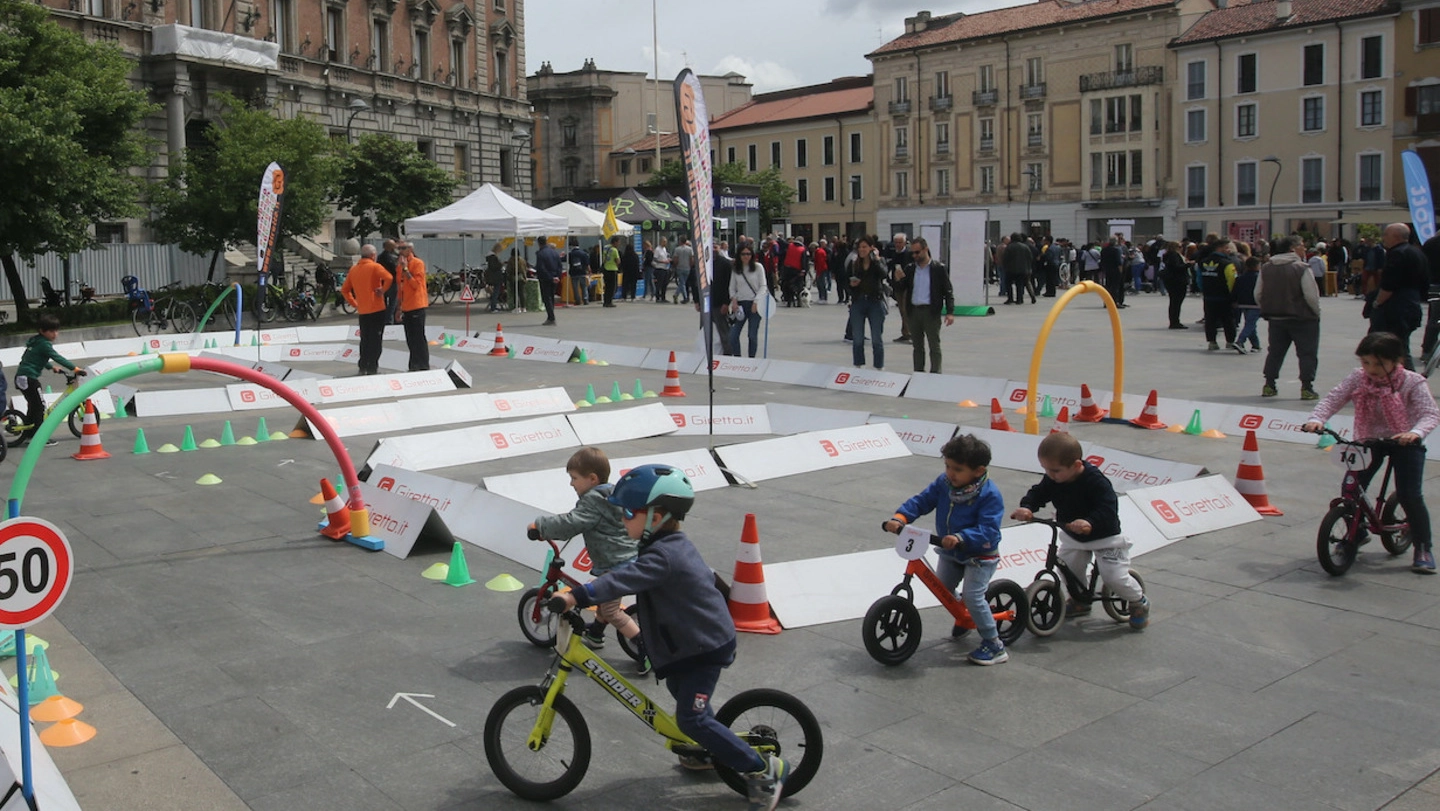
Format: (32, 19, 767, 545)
(525, 0, 1029, 93)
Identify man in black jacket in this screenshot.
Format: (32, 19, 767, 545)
(1422, 232, 1440, 363)
(696, 243, 734, 357)
(894, 236, 955, 373)
(1100, 236, 1127, 308)
(1371, 223, 1430, 369)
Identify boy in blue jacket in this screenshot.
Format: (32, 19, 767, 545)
(883, 434, 1007, 665)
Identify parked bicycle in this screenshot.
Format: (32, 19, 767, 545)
(125, 277, 197, 337)
(1021, 517, 1147, 636)
(1, 369, 88, 451)
(1308, 427, 1414, 576)
(254, 267, 315, 324)
(427, 266, 459, 305)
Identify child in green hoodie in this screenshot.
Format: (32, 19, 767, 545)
(15, 314, 83, 446)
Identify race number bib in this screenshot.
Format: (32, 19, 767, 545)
(1333, 445, 1373, 471)
(894, 525, 931, 560)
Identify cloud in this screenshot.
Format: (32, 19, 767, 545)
(710, 55, 802, 93)
(821, 0, 919, 16)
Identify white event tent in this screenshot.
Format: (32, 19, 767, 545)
(542, 200, 635, 237)
(404, 184, 567, 236)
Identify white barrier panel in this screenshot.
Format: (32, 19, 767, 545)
(608, 447, 730, 492)
(403, 391, 499, 426)
(270, 343, 348, 363)
(1216, 404, 1357, 447)
(513, 342, 579, 363)
(445, 359, 473, 388)
(296, 325, 352, 343)
(226, 377, 324, 411)
(133, 387, 233, 417)
(0, 692, 84, 811)
(826, 368, 911, 398)
(82, 337, 148, 359)
(567, 402, 678, 445)
(446, 486, 554, 573)
(709, 357, 770, 380)
(359, 482, 455, 559)
(368, 464, 482, 525)
(139, 334, 202, 353)
(765, 403, 871, 436)
(867, 417, 958, 457)
(336, 345, 360, 366)
(449, 336, 497, 355)
(503, 332, 559, 346)
(1151, 395, 1232, 435)
(256, 327, 301, 345)
(0, 347, 21, 368)
(378, 347, 422, 371)
(251, 361, 293, 381)
(641, 348, 704, 375)
(1127, 475, 1263, 540)
(578, 342, 651, 367)
(491, 387, 575, 417)
(314, 370, 454, 404)
(760, 359, 838, 388)
(903, 373, 1009, 406)
(1082, 444, 1207, 492)
(43, 390, 115, 417)
(309, 403, 412, 437)
(667, 405, 772, 435)
(483, 468, 576, 516)
(955, 425, 1045, 473)
(715, 423, 910, 482)
(108, 382, 136, 411)
(367, 413, 579, 471)
(1000, 381, 1115, 416)
(85, 355, 150, 376)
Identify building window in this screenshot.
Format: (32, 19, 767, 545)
(894, 125, 908, 157)
(797, 178, 808, 203)
(95, 222, 127, 243)
(850, 174, 863, 201)
(492, 47, 507, 94)
(639, 157, 651, 173)
(935, 70, 950, 99)
(895, 171, 908, 198)
(1301, 156, 1323, 203)
(1025, 56, 1043, 85)
(1303, 43, 1324, 86)
(1106, 151, 1127, 187)
(979, 64, 995, 93)
(1089, 99, 1102, 135)
(822, 135, 835, 166)
(979, 117, 994, 151)
(1115, 43, 1133, 72)
(272, 0, 293, 51)
(1359, 153, 1383, 201)
(326, 6, 344, 62)
(1236, 103, 1257, 138)
(413, 30, 432, 79)
(451, 39, 465, 85)
(1090, 153, 1102, 188)
(770, 141, 781, 169)
(1237, 53, 1257, 94)
(935, 121, 949, 153)
(726, 146, 736, 165)
(1236, 161, 1257, 206)
(1187, 165, 1206, 208)
(849, 131, 862, 163)
(1027, 112, 1043, 146)
(1131, 150, 1142, 186)
(498, 147, 512, 185)
(561, 120, 577, 147)
(823, 176, 836, 202)
(980, 165, 995, 194)
(1106, 97, 1126, 133)
(1130, 94, 1142, 132)
(1361, 35, 1383, 79)
(747, 144, 757, 172)
(796, 138, 808, 168)
(1187, 60, 1206, 100)
(936, 168, 950, 197)
(617, 158, 631, 177)
(1026, 163, 1043, 191)
(1186, 108, 1206, 143)
(372, 18, 389, 71)
(453, 142, 468, 180)
(894, 76, 908, 103)
(1360, 90, 1383, 126)
(561, 160, 578, 188)
(1302, 96, 1325, 132)
(1417, 85, 1440, 114)
(1421, 9, 1440, 45)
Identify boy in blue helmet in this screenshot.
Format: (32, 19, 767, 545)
(554, 463, 789, 811)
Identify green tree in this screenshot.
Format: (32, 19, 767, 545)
(0, 0, 155, 321)
(642, 160, 794, 231)
(148, 93, 340, 278)
(333, 133, 456, 239)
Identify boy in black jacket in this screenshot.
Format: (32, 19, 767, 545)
(1010, 433, 1150, 630)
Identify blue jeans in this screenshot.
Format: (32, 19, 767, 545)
(1236, 308, 1261, 348)
(664, 663, 765, 774)
(728, 304, 762, 357)
(849, 297, 886, 368)
(1357, 444, 1431, 550)
(936, 554, 999, 641)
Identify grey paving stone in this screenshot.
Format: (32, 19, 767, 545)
(245, 767, 404, 811)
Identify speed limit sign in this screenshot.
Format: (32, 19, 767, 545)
(0, 517, 73, 630)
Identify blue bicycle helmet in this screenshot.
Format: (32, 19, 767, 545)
(608, 463, 695, 522)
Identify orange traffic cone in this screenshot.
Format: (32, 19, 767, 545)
(318, 478, 352, 540)
(71, 400, 110, 460)
(658, 351, 687, 397)
(728, 514, 780, 634)
(1074, 383, 1108, 422)
(989, 398, 1013, 432)
(1128, 390, 1167, 430)
(488, 323, 508, 357)
(1050, 405, 1071, 434)
(1234, 430, 1283, 516)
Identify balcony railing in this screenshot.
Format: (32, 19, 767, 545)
(979, 136, 994, 151)
(1079, 65, 1164, 93)
(972, 89, 998, 106)
(894, 145, 909, 159)
(929, 95, 953, 111)
(888, 100, 911, 115)
(1027, 133, 1044, 147)
(1019, 82, 1047, 100)
(936, 141, 950, 154)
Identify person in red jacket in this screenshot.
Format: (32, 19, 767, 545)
(396, 242, 429, 371)
(781, 236, 806, 307)
(341, 244, 393, 375)
(813, 240, 830, 302)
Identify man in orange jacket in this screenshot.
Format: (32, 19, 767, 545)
(397, 241, 430, 371)
(341, 244, 393, 375)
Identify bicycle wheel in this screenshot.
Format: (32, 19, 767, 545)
(1025, 578, 1064, 637)
(66, 403, 84, 438)
(714, 688, 824, 800)
(440, 275, 457, 304)
(1101, 571, 1146, 621)
(1380, 493, 1413, 555)
(1, 409, 27, 448)
(337, 292, 355, 315)
(860, 594, 921, 666)
(616, 604, 643, 662)
(1317, 505, 1359, 576)
(133, 305, 163, 335)
(986, 579, 1029, 646)
(255, 286, 280, 323)
(484, 685, 591, 801)
(168, 300, 197, 333)
(428, 278, 443, 305)
(516, 587, 557, 648)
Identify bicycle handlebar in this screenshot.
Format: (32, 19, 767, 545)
(1315, 426, 1422, 450)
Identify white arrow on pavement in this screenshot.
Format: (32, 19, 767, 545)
(387, 692, 456, 727)
(277, 459, 295, 466)
(154, 471, 176, 480)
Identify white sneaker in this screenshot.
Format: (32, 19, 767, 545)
(745, 754, 789, 811)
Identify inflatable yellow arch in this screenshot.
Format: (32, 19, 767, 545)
(1023, 281, 1126, 435)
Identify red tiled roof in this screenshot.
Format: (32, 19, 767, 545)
(612, 131, 682, 154)
(711, 84, 873, 131)
(1173, 0, 1395, 44)
(870, 0, 1177, 56)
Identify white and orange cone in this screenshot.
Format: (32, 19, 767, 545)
(1234, 430, 1283, 516)
(71, 400, 110, 460)
(1050, 405, 1071, 434)
(1074, 383, 1108, 422)
(1128, 390, 1167, 430)
(658, 351, 687, 397)
(989, 398, 1013, 432)
(318, 478, 353, 539)
(488, 323, 508, 357)
(728, 513, 781, 634)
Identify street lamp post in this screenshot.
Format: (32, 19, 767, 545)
(1263, 156, 1283, 243)
(512, 126, 531, 199)
(621, 147, 636, 188)
(1021, 168, 1037, 235)
(344, 97, 370, 142)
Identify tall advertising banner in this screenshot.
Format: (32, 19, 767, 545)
(1401, 151, 1435, 243)
(946, 209, 991, 313)
(675, 69, 717, 434)
(256, 162, 286, 293)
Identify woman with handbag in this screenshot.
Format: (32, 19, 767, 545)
(848, 236, 888, 369)
(728, 244, 767, 358)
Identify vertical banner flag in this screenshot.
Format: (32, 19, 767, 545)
(257, 162, 286, 292)
(674, 69, 717, 433)
(1402, 151, 1435, 243)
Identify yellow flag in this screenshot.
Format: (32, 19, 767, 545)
(601, 203, 620, 240)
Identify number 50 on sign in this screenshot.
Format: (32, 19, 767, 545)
(0, 518, 74, 630)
